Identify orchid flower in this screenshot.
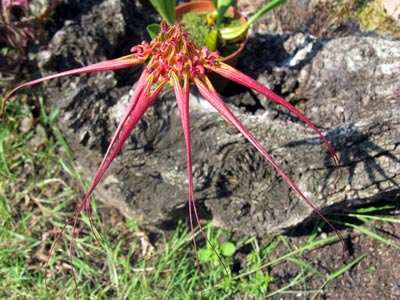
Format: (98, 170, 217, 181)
(3, 22, 345, 264)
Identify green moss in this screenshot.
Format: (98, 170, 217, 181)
(180, 10, 242, 57)
(180, 11, 211, 49)
(355, 0, 400, 37)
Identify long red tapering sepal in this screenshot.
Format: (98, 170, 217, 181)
(195, 75, 346, 255)
(2, 54, 142, 116)
(211, 62, 341, 171)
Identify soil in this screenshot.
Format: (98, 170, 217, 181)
(262, 205, 400, 300)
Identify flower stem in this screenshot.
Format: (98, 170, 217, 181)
(247, 0, 287, 26)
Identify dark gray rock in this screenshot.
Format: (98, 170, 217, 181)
(38, 0, 400, 236)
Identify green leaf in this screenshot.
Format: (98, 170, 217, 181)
(319, 254, 366, 291)
(198, 248, 213, 263)
(146, 23, 161, 39)
(215, 0, 234, 28)
(247, 0, 287, 26)
(220, 241, 236, 257)
(220, 24, 249, 42)
(149, 0, 176, 25)
(346, 223, 400, 250)
(49, 108, 60, 122)
(205, 30, 220, 51)
(355, 205, 394, 213)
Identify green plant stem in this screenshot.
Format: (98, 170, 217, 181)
(247, 0, 286, 25)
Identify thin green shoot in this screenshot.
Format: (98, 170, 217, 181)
(310, 253, 367, 300)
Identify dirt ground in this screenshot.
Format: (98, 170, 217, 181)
(265, 210, 400, 300)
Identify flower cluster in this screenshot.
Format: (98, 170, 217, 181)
(131, 23, 220, 81)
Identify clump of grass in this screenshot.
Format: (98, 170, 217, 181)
(0, 91, 81, 299)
